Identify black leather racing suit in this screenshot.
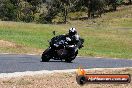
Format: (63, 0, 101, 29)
(64, 34, 81, 57)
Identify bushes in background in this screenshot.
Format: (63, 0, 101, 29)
(0, 0, 131, 23)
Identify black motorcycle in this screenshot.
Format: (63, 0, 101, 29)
(41, 32, 84, 63)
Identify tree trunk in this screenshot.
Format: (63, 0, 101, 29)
(88, 8, 91, 18)
(64, 6, 68, 24)
(129, 0, 131, 4)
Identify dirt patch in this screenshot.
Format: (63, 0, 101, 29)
(0, 40, 15, 48)
(0, 40, 21, 48)
(0, 68, 132, 88)
(0, 40, 43, 55)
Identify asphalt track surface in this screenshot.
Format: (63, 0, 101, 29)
(0, 54, 132, 73)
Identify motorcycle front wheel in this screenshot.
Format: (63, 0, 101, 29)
(65, 50, 78, 63)
(41, 48, 51, 62)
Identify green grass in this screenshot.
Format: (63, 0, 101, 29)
(0, 22, 66, 49)
(0, 5, 132, 59)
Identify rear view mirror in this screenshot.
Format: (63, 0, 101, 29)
(53, 31, 56, 35)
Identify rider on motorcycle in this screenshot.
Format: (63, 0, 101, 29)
(64, 28, 82, 57)
(41, 27, 84, 62)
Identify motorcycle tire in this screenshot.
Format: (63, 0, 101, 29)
(65, 50, 78, 63)
(65, 57, 74, 63)
(41, 48, 51, 62)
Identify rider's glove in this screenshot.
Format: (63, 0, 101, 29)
(66, 37, 71, 41)
(54, 44, 59, 47)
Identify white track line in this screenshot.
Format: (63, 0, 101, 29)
(0, 67, 132, 78)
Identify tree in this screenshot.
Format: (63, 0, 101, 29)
(39, 0, 71, 23)
(105, 0, 117, 11)
(0, 0, 18, 21)
(83, 0, 106, 18)
(129, 0, 131, 4)
(60, 0, 70, 23)
(39, 0, 61, 23)
(26, 0, 43, 14)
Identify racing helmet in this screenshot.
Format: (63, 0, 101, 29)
(69, 28, 77, 36)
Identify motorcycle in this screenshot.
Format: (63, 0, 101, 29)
(41, 31, 84, 63)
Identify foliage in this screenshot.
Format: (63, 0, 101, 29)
(0, 0, 18, 21)
(0, 0, 131, 23)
